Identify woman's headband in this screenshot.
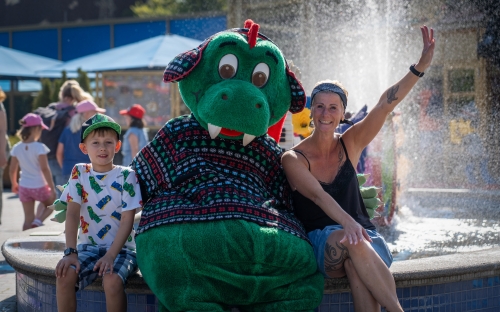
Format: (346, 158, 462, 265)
(310, 83, 353, 125)
(311, 83, 347, 110)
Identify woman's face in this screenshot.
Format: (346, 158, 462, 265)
(311, 92, 345, 131)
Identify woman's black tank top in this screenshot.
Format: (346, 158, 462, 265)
(292, 138, 376, 233)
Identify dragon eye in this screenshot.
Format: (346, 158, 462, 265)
(252, 63, 269, 88)
(218, 54, 238, 79)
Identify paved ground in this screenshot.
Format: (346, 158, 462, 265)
(0, 190, 59, 312)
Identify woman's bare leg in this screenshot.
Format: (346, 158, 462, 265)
(344, 258, 379, 312)
(325, 230, 402, 312)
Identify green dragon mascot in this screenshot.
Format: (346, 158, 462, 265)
(129, 20, 380, 311)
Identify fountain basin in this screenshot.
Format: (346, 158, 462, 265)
(3, 232, 500, 311)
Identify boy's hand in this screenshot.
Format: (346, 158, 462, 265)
(55, 254, 80, 278)
(94, 253, 115, 276)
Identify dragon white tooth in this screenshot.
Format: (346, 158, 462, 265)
(242, 134, 256, 146)
(208, 123, 222, 139)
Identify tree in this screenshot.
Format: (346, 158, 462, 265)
(32, 79, 53, 110)
(77, 68, 91, 92)
(51, 71, 68, 103)
(131, 0, 227, 18)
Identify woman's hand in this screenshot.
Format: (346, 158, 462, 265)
(415, 25, 435, 72)
(340, 218, 372, 245)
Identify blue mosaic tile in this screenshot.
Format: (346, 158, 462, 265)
(340, 303, 349, 312)
(331, 293, 340, 303)
(321, 294, 330, 305)
(403, 287, 411, 298)
(340, 292, 350, 303)
(412, 286, 420, 297)
(15, 272, 500, 312)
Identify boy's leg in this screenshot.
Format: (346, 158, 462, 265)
(56, 267, 78, 312)
(102, 273, 126, 312)
(103, 248, 138, 312)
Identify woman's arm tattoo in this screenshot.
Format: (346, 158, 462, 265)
(324, 241, 349, 274)
(386, 85, 399, 104)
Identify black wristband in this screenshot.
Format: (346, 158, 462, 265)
(410, 64, 424, 77)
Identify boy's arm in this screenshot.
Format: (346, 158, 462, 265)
(94, 210, 135, 276)
(64, 202, 80, 250)
(55, 202, 80, 278)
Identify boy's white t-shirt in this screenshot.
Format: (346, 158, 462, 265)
(10, 142, 50, 188)
(60, 164, 142, 250)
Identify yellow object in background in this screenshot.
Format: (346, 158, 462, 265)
(292, 107, 313, 138)
(449, 118, 474, 145)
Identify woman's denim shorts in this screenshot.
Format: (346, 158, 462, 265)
(308, 225, 393, 277)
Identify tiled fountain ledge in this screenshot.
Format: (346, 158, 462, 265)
(3, 226, 500, 311)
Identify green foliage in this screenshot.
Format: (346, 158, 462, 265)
(32, 79, 53, 110)
(77, 68, 91, 92)
(131, 0, 227, 17)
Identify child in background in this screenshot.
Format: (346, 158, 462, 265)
(55, 113, 142, 312)
(9, 113, 56, 230)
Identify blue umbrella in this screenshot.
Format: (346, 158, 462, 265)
(37, 34, 202, 74)
(0, 46, 62, 79)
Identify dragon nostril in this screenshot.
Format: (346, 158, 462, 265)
(255, 103, 262, 109)
(222, 94, 228, 100)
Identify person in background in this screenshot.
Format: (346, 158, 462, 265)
(282, 26, 434, 311)
(38, 80, 93, 193)
(119, 104, 148, 166)
(9, 114, 56, 230)
(56, 100, 104, 183)
(0, 87, 9, 225)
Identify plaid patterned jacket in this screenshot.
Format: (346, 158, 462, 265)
(131, 114, 308, 241)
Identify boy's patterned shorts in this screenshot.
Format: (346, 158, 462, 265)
(71, 244, 138, 291)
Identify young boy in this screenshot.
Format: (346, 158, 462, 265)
(55, 113, 142, 312)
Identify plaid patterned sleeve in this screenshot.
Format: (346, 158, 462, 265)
(131, 123, 175, 204)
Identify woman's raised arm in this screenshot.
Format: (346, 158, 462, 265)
(347, 25, 435, 153)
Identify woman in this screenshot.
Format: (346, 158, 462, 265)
(119, 104, 148, 166)
(40, 80, 93, 191)
(282, 26, 435, 311)
(56, 100, 104, 182)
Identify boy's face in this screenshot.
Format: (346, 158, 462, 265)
(79, 129, 121, 172)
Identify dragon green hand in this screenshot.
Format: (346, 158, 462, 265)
(357, 174, 382, 219)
